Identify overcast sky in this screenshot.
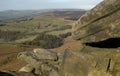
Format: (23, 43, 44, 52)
(0, 0, 103, 11)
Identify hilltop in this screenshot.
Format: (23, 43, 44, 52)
(0, 9, 85, 21)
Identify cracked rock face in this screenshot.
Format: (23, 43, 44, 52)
(60, 49, 114, 76)
(72, 0, 120, 43)
(18, 48, 62, 76)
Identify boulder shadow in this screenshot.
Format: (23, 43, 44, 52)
(84, 38, 120, 48)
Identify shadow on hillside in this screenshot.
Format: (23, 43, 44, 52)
(85, 38, 120, 48)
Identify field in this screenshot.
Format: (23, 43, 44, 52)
(0, 10, 85, 71)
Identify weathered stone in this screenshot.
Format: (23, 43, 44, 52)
(59, 46, 120, 76)
(33, 48, 58, 60)
(49, 69, 59, 76)
(18, 48, 61, 76)
(19, 64, 34, 72)
(70, 0, 120, 75)
(18, 47, 120, 76)
(17, 49, 58, 67)
(72, 0, 120, 43)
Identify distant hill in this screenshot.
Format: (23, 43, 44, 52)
(41, 10, 86, 21)
(0, 9, 86, 21)
(0, 10, 41, 20)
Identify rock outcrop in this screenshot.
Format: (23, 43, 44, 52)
(18, 48, 62, 76)
(72, 0, 120, 43)
(17, 47, 120, 76)
(60, 46, 120, 76)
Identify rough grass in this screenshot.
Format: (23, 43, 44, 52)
(15, 35, 38, 43)
(46, 29, 71, 36)
(0, 15, 74, 44)
(0, 13, 75, 71)
(0, 15, 73, 32)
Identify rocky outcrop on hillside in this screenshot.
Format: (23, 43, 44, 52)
(18, 48, 62, 76)
(17, 47, 120, 76)
(72, 0, 120, 43)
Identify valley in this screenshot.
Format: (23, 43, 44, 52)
(0, 9, 86, 71)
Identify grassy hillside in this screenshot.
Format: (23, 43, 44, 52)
(0, 9, 86, 53)
(0, 10, 86, 45)
(0, 10, 86, 70)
